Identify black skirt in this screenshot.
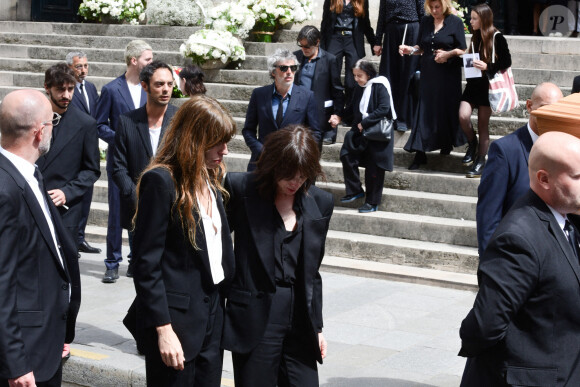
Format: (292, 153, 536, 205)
(461, 76, 490, 107)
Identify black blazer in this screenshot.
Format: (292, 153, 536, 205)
(127, 167, 235, 361)
(35, 105, 101, 229)
(320, 0, 376, 58)
(112, 104, 177, 229)
(294, 48, 345, 120)
(0, 153, 80, 381)
(70, 80, 99, 119)
(222, 172, 334, 363)
(242, 84, 320, 169)
(460, 190, 580, 386)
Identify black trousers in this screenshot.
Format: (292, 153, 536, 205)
(327, 33, 360, 110)
(77, 185, 93, 243)
(232, 286, 318, 387)
(145, 291, 224, 387)
(1, 363, 62, 387)
(341, 152, 385, 206)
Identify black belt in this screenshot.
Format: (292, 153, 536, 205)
(334, 29, 353, 35)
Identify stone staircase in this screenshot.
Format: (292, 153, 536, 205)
(1, 21, 578, 287)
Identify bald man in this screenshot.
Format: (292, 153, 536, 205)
(0, 90, 81, 386)
(460, 131, 580, 386)
(476, 82, 563, 255)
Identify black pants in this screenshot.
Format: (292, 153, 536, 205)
(327, 33, 359, 110)
(341, 152, 385, 206)
(1, 363, 62, 387)
(77, 186, 93, 243)
(232, 286, 318, 387)
(145, 291, 224, 387)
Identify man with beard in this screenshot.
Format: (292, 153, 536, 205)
(0, 89, 81, 387)
(112, 61, 177, 279)
(96, 40, 153, 283)
(36, 63, 101, 251)
(242, 48, 320, 171)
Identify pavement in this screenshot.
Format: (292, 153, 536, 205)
(64, 242, 477, 387)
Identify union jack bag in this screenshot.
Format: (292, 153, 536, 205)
(488, 32, 518, 114)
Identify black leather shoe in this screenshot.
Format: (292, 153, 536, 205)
(340, 192, 365, 203)
(408, 151, 427, 170)
(466, 157, 485, 178)
(323, 136, 336, 145)
(440, 146, 452, 155)
(126, 263, 134, 278)
(462, 138, 478, 165)
(358, 203, 378, 213)
(102, 268, 119, 283)
(79, 240, 101, 254)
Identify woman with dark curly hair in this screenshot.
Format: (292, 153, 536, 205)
(179, 65, 207, 96)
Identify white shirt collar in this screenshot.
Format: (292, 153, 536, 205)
(527, 122, 539, 144)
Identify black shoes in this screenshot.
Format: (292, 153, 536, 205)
(79, 240, 101, 254)
(466, 157, 485, 178)
(341, 192, 365, 203)
(440, 146, 452, 156)
(126, 262, 135, 278)
(408, 151, 427, 170)
(358, 203, 378, 213)
(323, 136, 336, 145)
(102, 268, 119, 283)
(462, 137, 478, 166)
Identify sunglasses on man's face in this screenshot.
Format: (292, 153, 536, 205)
(277, 65, 298, 72)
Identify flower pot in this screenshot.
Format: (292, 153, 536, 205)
(101, 14, 122, 24)
(200, 60, 229, 70)
(251, 31, 275, 43)
(280, 22, 294, 30)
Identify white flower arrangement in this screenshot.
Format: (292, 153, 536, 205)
(245, 0, 313, 27)
(78, 0, 145, 24)
(206, 1, 256, 39)
(146, 0, 210, 26)
(180, 29, 246, 65)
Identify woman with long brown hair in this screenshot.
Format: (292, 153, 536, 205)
(223, 125, 333, 387)
(125, 94, 236, 386)
(459, 3, 511, 177)
(320, 0, 375, 114)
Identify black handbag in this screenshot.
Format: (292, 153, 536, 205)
(362, 116, 393, 142)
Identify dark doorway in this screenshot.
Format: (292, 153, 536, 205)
(31, 0, 81, 22)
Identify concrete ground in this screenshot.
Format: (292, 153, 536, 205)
(64, 243, 477, 386)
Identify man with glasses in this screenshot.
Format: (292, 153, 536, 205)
(36, 63, 101, 254)
(242, 48, 320, 171)
(0, 89, 81, 387)
(66, 51, 102, 255)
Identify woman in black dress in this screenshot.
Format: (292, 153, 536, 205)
(340, 60, 395, 213)
(321, 0, 375, 114)
(399, 0, 467, 170)
(373, 0, 424, 132)
(459, 3, 511, 177)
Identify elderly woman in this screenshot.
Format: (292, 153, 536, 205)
(223, 125, 333, 387)
(242, 49, 320, 171)
(400, 0, 467, 170)
(125, 95, 236, 386)
(178, 65, 206, 96)
(294, 25, 344, 145)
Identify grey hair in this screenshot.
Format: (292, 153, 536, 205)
(124, 40, 152, 66)
(65, 51, 87, 65)
(267, 49, 298, 78)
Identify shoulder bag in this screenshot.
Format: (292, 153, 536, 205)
(488, 31, 518, 114)
(362, 116, 393, 142)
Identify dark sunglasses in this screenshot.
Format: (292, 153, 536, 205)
(297, 42, 313, 49)
(277, 65, 298, 72)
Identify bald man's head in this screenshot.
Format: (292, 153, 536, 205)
(527, 82, 563, 134)
(0, 90, 52, 142)
(529, 131, 580, 215)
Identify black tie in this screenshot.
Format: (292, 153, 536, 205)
(34, 167, 46, 195)
(565, 220, 580, 261)
(79, 83, 84, 96)
(276, 96, 285, 127)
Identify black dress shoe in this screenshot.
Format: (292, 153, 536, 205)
(323, 136, 336, 145)
(466, 157, 486, 178)
(462, 137, 478, 165)
(102, 268, 119, 283)
(440, 146, 452, 155)
(340, 192, 365, 203)
(358, 203, 378, 213)
(408, 151, 427, 170)
(126, 262, 135, 278)
(79, 240, 101, 254)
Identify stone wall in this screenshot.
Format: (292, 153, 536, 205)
(0, 0, 31, 20)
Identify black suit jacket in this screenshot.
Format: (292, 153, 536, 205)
(112, 104, 177, 229)
(242, 84, 320, 170)
(294, 48, 345, 122)
(0, 153, 80, 381)
(35, 105, 101, 229)
(320, 0, 375, 58)
(127, 167, 235, 361)
(476, 125, 532, 255)
(69, 80, 99, 119)
(460, 190, 580, 386)
(222, 172, 333, 363)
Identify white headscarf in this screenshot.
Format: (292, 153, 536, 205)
(359, 75, 397, 120)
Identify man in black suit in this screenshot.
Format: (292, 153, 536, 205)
(242, 48, 320, 171)
(66, 50, 102, 254)
(37, 63, 101, 250)
(112, 61, 177, 280)
(0, 89, 80, 387)
(294, 25, 344, 145)
(460, 131, 580, 386)
(476, 82, 562, 254)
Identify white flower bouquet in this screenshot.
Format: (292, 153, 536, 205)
(180, 29, 246, 66)
(206, 1, 255, 39)
(78, 0, 145, 24)
(146, 0, 210, 26)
